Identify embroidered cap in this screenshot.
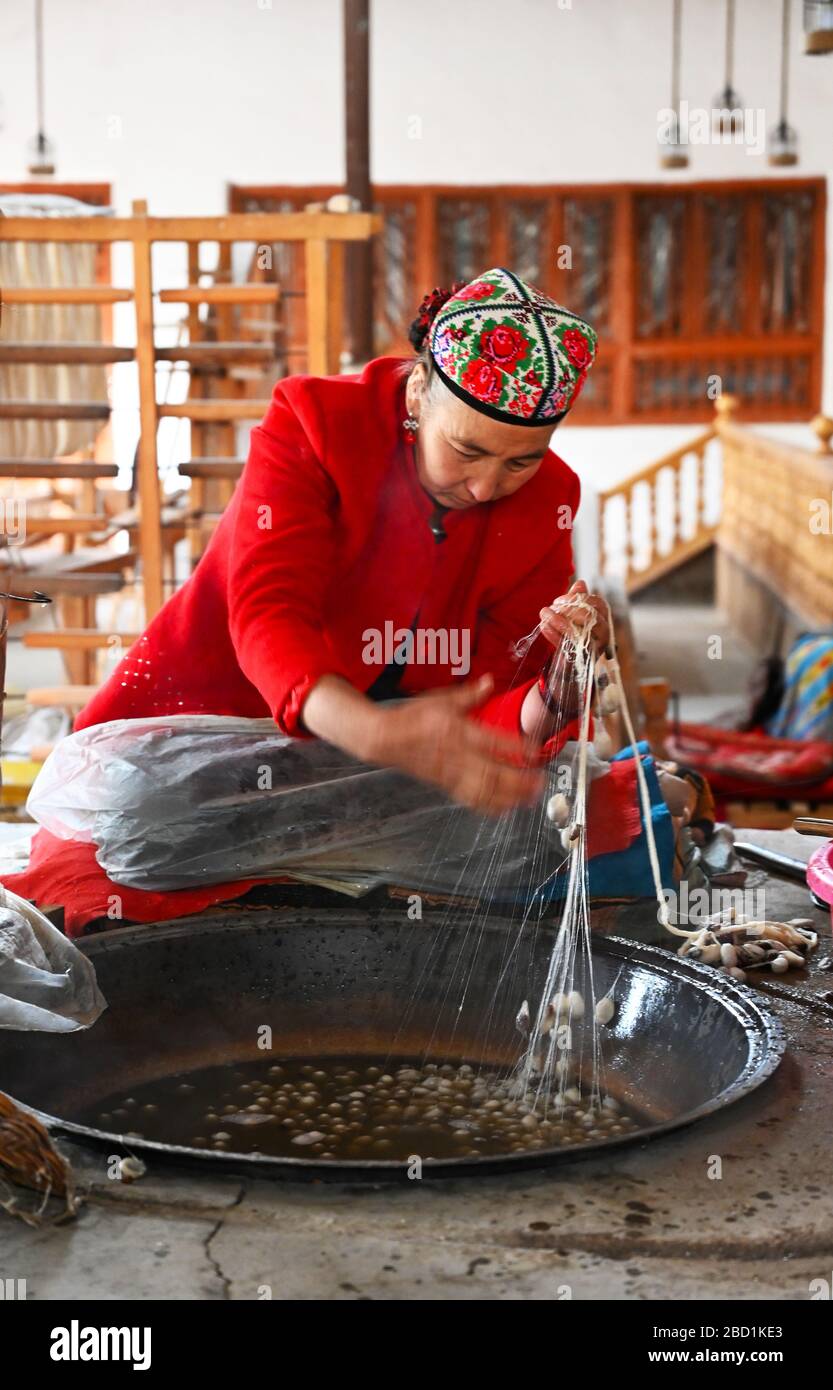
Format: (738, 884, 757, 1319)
(427, 267, 597, 426)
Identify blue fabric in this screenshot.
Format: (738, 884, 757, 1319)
(766, 633, 833, 741)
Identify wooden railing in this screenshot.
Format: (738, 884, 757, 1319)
(596, 418, 722, 592)
(716, 398, 833, 628)
(596, 395, 833, 614)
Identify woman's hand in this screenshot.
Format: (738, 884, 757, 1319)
(368, 675, 544, 816)
(302, 672, 543, 816)
(519, 581, 610, 741)
(537, 579, 610, 657)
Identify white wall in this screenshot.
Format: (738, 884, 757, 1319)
(2, 1, 828, 196)
(1, 0, 831, 561)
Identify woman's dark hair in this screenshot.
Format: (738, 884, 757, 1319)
(407, 282, 463, 352)
(739, 654, 785, 732)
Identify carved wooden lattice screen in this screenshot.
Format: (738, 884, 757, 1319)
(229, 179, 825, 425)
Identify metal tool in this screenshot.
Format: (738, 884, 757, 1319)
(734, 839, 829, 909)
(793, 816, 833, 837)
(734, 840, 809, 882)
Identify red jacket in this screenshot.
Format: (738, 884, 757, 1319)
(78, 355, 580, 735)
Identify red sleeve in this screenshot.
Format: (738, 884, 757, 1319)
(227, 388, 350, 736)
(467, 469, 583, 758)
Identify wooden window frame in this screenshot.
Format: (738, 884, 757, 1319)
(229, 178, 826, 426)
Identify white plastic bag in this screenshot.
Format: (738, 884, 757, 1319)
(0, 884, 107, 1032)
(27, 714, 579, 897)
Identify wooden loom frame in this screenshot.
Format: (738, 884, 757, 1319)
(0, 202, 381, 678)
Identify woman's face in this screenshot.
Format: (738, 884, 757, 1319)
(406, 365, 555, 509)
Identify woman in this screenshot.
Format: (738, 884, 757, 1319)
(81, 268, 606, 799)
(8, 267, 623, 930)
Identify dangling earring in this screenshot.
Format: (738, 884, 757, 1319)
(403, 414, 419, 436)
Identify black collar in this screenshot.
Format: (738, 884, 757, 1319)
(427, 501, 450, 543)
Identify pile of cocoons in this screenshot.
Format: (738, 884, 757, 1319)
(677, 909, 818, 981)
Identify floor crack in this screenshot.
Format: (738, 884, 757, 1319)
(203, 1181, 246, 1300)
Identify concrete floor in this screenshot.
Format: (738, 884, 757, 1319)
(632, 602, 758, 726)
(2, 829, 832, 1302)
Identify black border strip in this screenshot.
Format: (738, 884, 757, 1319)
(500, 266, 558, 425)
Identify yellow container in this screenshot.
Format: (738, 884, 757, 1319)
(0, 758, 42, 806)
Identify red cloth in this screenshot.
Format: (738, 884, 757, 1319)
(5, 355, 606, 930)
(2, 828, 275, 936)
(666, 721, 833, 798)
(587, 760, 643, 855)
(664, 721, 833, 820)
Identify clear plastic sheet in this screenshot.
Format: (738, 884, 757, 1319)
(27, 714, 591, 898)
(0, 884, 106, 1032)
(1, 705, 71, 758)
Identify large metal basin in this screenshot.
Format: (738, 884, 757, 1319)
(0, 907, 784, 1178)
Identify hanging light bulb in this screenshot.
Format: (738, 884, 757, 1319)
(803, 0, 833, 53)
(26, 0, 56, 176)
(660, 0, 689, 168)
(27, 130, 55, 176)
(713, 0, 744, 133)
(768, 116, 799, 164)
(769, 0, 799, 164)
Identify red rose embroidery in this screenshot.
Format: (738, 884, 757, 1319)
(479, 325, 528, 372)
(570, 369, 588, 404)
(525, 368, 541, 387)
(508, 393, 535, 418)
(461, 357, 503, 404)
(455, 280, 497, 302)
(562, 328, 593, 371)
